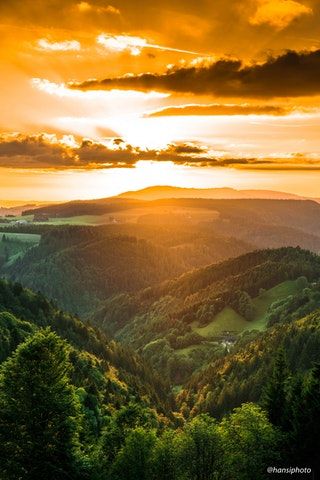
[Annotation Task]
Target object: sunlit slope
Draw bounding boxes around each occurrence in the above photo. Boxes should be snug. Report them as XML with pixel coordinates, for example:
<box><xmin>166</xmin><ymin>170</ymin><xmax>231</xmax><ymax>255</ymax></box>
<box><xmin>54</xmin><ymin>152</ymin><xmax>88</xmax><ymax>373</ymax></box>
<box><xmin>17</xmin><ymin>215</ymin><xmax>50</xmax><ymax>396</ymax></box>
<box><xmin>0</xmin><ymin>279</ymin><xmax>172</xmax><ymax>417</ymax></box>
<box><xmin>0</xmin><ymin>232</ymin><xmax>40</xmax><ymax>267</ymax></box>
<box><xmin>2</xmin><ymin>224</ymin><xmax>252</xmax><ymax>315</ymax></box>
<box><xmin>93</xmin><ymin>247</ymin><xmax>320</xmax><ymax>383</ymax></box>
<box><xmin>192</xmin><ymin>279</ymin><xmax>301</xmax><ymax>337</ymax></box>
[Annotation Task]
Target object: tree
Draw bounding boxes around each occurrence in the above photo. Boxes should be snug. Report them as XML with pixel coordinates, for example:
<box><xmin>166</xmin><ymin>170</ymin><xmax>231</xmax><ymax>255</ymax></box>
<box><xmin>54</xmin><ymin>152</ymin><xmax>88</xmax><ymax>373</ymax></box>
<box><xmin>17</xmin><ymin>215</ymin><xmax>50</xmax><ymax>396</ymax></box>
<box><xmin>178</xmin><ymin>414</ymin><xmax>222</xmax><ymax>480</ymax></box>
<box><xmin>289</xmin><ymin>364</ymin><xmax>320</xmax><ymax>471</ymax></box>
<box><xmin>0</xmin><ymin>329</ymin><xmax>82</xmax><ymax>480</ymax></box>
<box><xmin>296</xmin><ymin>276</ymin><xmax>308</xmax><ymax>289</ymax></box>
<box><xmin>150</xmin><ymin>429</ymin><xmax>178</xmax><ymax>480</ymax></box>
<box><xmin>110</xmin><ymin>427</ymin><xmax>156</xmax><ymax>480</ymax></box>
<box><xmin>262</xmin><ymin>348</ymin><xmax>289</xmax><ymax>429</ymax></box>
<box><xmin>220</xmin><ymin>403</ymin><xmax>281</xmax><ymax>480</ymax></box>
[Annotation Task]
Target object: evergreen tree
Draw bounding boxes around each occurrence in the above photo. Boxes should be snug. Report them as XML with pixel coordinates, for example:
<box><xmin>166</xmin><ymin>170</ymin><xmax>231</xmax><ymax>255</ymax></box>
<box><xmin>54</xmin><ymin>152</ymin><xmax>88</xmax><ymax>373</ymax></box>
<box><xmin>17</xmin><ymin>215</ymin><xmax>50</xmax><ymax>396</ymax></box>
<box><xmin>262</xmin><ymin>348</ymin><xmax>289</xmax><ymax>428</ymax></box>
<box><xmin>220</xmin><ymin>403</ymin><xmax>281</xmax><ymax>480</ymax></box>
<box><xmin>110</xmin><ymin>427</ymin><xmax>156</xmax><ymax>480</ymax></box>
<box><xmin>289</xmin><ymin>364</ymin><xmax>320</xmax><ymax>471</ymax></box>
<box><xmin>0</xmin><ymin>329</ymin><xmax>82</xmax><ymax>480</ymax></box>
<box><xmin>178</xmin><ymin>414</ymin><xmax>222</xmax><ymax>480</ymax></box>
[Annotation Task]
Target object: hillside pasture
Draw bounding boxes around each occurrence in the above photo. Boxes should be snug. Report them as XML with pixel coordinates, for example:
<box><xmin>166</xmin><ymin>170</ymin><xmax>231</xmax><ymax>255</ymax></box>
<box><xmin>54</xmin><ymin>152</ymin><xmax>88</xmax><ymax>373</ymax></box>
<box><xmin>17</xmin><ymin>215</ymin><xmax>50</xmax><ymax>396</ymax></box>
<box><xmin>0</xmin><ymin>232</ymin><xmax>40</xmax><ymax>267</ymax></box>
<box><xmin>192</xmin><ymin>279</ymin><xmax>303</xmax><ymax>339</ymax></box>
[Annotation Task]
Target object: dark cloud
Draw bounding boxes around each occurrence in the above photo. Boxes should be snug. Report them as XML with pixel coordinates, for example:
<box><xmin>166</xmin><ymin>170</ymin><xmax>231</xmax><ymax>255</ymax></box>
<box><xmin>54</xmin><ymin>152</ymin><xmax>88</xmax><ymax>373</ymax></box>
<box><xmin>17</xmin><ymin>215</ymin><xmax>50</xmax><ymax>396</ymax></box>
<box><xmin>0</xmin><ymin>135</ymin><xmax>74</xmax><ymax>168</ymax></box>
<box><xmin>71</xmin><ymin>49</ymin><xmax>320</xmax><ymax>98</ymax></box>
<box><xmin>0</xmin><ymin>135</ymin><xmax>137</xmax><ymax>169</ymax></box>
<box><xmin>0</xmin><ymin>133</ymin><xmax>319</xmax><ymax>171</ymax></box>
<box><xmin>147</xmin><ymin>103</ymin><xmax>290</xmax><ymax>117</ymax></box>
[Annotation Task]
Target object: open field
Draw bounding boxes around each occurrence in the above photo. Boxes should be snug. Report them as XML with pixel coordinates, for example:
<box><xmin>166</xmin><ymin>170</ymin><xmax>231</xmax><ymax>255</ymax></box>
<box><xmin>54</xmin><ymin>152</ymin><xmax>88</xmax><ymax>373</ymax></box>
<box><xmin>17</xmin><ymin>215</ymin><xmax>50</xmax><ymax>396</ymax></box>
<box><xmin>193</xmin><ymin>307</ymin><xmax>248</xmax><ymax>337</ymax></box>
<box><xmin>191</xmin><ymin>279</ymin><xmax>302</xmax><ymax>340</ymax></box>
<box><xmin>0</xmin><ymin>232</ymin><xmax>41</xmax><ymax>266</ymax></box>
<box><xmin>8</xmin><ymin>205</ymin><xmax>220</xmax><ymax>226</ymax></box>
<box><xmin>0</xmin><ymin>232</ymin><xmax>41</xmax><ymax>243</ymax></box>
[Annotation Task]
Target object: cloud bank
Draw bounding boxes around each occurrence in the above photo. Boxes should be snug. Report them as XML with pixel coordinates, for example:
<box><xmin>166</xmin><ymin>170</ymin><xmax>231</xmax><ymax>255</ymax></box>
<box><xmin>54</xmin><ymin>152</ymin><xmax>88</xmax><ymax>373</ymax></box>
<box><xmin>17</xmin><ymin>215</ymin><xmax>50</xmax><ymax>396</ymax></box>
<box><xmin>71</xmin><ymin>48</ymin><xmax>320</xmax><ymax>98</ymax></box>
<box><xmin>0</xmin><ymin>133</ymin><xmax>319</xmax><ymax>171</ymax></box>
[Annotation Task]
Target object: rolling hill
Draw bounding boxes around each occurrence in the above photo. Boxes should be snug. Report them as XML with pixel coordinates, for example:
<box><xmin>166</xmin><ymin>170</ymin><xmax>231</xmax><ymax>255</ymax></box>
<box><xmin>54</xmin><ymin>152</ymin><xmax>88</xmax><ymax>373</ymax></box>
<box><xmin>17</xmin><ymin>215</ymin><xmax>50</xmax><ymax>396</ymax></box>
<box><xmin>92</xmin><ymin>247</ymin><xmax>320</xmax><ymax>383</ymax></box>
<box><xmin>181</xmin><ymin>308</ymin><xmax>320</xmax><ymax>417</ymax></box>
<box><xmin>0</xmin><ymin>278</ymin><xmax>173</xmax><ymax>422</ymax></box>
<box><xmin>22</xmin><ymin>198</ymin><xmax>320</xmax><ymax>253</ymax></box>
<box><xmin>118</xmin><ymin>185</ymin><xmax>305</xmax><ymax>201</ymax></box>
<box><xmin>1</xmin><ymin>224</ymin><xmax>254</xmax><ymax>315</ymax></box>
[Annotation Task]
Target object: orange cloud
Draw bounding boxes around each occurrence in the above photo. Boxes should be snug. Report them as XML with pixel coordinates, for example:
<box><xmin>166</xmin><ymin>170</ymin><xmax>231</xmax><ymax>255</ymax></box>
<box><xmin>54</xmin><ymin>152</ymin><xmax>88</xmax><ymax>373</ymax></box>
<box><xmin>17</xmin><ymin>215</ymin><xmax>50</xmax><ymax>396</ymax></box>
<box><xmin>96</xmin><ymin>34</ymin><xmax>202</xmax><ymax>56</ymax></box>
<box><xmin>76</xmin><ymin>2</ymin><xmax>120</xmax><ymax>15</ymax></box>
<box><xmin>37</xmin><ymin>38</ymin><xmax>81</xmax><ymax>52</ymax></box>
<box><xmin>1</xmin><ymin>133</ymin><xmax>320</xmax><ymax>171</ymax></box>
<box><xmin>249</xmin><ymin>0</ymin><xmax>312</xmax><ymax>29</ymax></box>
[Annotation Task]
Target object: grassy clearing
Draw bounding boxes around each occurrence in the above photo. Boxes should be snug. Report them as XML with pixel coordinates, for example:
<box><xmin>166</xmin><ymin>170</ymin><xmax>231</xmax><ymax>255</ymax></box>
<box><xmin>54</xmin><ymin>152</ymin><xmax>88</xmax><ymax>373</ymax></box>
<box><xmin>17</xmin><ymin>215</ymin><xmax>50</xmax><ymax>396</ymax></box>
<box><xmin>0</xmin><ymin>232</ymin><xmax>40</xmax><ymax>243</ymax></box>
<box><xmin>4</xmin><ymin>214</ymin><xmax>108</xmax><ymax>226</ymax></box>
<box><xmin>192</xmin><ymin>279</ymin><xmax>302</xmax><ymax>340</ymax></box>
<box><xmin>0</xmin><ymin>232</ymin><xmax>41</xmax><ymax>266</ymax></box>
<box><xmin>246</xmin><ymin>280</ymin><xmax>301</xmax><ymax>332</ymax></box>
<box><xmin>175</xmin><ymin>345</ymin><xmax>204</xmax><ymax>356</ymax></box>
<box><xmin>43</xmin><ymin>216</ymin><xmax>106</xmax><ymax>225</ymax></box>
<box><xmin>7</xmin><ymin>205</ymin><xmax>220</xmax><ymax>226</ymax></box>
<box><xmin>175</xmin><ymin>341</ymin><xmax>220</xmax><ymax>358</ymax></box>
<box><xmin>193</xmin><ymin>307</ymin><xmax>248</xmax><ymax>338</ymax></box>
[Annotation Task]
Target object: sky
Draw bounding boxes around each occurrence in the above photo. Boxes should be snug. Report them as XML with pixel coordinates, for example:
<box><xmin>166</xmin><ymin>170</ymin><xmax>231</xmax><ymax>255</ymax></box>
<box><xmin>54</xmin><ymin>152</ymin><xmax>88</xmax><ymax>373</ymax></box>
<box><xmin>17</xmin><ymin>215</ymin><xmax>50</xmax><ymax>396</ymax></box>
<box><xmin>1</xmin><ymin>0</ymin><xmax>320</xmax><ymax>200</ymax></box>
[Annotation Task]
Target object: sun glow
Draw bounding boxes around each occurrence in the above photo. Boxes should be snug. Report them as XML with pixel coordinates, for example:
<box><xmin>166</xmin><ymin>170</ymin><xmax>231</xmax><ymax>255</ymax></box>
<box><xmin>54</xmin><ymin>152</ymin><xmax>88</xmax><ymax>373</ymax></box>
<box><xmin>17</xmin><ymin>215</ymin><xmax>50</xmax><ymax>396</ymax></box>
<box><xmin>2</xmin><ymin>161</ymin><xmax>320</xmax><ymax>202</ymax></box>
<box><xmin>32</xmin><ymin>78</ymin><xmax>169</xmax><ymax>100</ymax></box>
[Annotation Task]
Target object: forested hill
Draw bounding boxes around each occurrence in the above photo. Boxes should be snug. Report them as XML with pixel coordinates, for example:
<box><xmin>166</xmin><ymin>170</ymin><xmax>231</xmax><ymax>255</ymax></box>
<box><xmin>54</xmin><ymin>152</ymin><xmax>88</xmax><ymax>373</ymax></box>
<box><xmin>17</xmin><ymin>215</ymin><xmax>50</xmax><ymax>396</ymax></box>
<box><xmin>141</xmin><ymin>247</ymin><xmax>320</xmax><ymax>301</ymax></box>
<box><xmin>3</xmin><ymin>225</ymin><xmax>252</xmax><ymax>315</ymax></box>
<box><xmin>1</xmin><ymin>252</ymin><xmax>320</xmax><ymax>477</ymax></box>
<box><xmin>23</xmin><ymin>197</ymin><xmax>143</xmax><ymax>218</ymax></box>
<box><xmin>4</xmin><ymin>228</ymin><xmax>187</xmax><ymax>315</ymax></box>
<box><xmin>180</xmin><ymin>309</ymin><xmax>320</xmax><ymax>418</ymax></box>
<box><xmin>93</xmin><ymin>247</ymin><xmax>320</xmax><ymax>383</ymax></box>
<box><xmin>23</xmin><ymin>198</ymin><xmax>320</xmax><ymax>237</ymax></box>
<box><xmin>20</xmin><ymin>197</ymin><xmax>320</xmax><ymax>258</ymax></box>
<box><xmin>0</xmin><ymin>279</ymin><xmax>173</xmax><ymax>419</ymax></box>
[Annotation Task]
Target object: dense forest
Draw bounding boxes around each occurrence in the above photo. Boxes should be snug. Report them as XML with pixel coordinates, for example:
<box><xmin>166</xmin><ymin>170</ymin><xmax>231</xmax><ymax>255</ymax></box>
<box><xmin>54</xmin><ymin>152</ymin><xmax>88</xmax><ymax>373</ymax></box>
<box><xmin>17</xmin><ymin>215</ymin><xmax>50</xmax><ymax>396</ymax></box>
<box><xmin>6</xmin><ymin>198</ymin><xmax>320</xmax><ymax>318</ymax></box>
<box><xmin>0</xmin><ymin>277</ymin><xmax>319</xmax><ymax>478</ymax></box>
<box><xmin>0</xmin><ymin>211</ymin><xmax>320</xmax><ymax>477</ymax></box>
<box><xmin>2</xmin><ymin>224</ymin><xmax>252</xmax><ymax>314</ymax></box>
<box><xmin>92</xmin><ymin>247</ymin><xmax>320</xmax><ymax>383</ymax></box>
<box><xmin>3</xmin><ymin>0</ymin><xmax>320</xmax><ymax>470</ymax></box>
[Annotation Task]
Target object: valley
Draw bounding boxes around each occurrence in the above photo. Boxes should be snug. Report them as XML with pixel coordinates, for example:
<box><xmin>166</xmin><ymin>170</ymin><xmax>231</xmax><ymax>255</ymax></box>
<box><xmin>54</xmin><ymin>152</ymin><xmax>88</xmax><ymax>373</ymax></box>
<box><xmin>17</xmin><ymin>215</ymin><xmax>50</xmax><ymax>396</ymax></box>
<box><xmin>3</xmin><ymin>0</ymin><xmax>320</xmax><ymax>475</ymax></box>
<box><xmin>1</xmin><ymin>192</ymin><xmax>320</xmax><ymax>477</ymax></box>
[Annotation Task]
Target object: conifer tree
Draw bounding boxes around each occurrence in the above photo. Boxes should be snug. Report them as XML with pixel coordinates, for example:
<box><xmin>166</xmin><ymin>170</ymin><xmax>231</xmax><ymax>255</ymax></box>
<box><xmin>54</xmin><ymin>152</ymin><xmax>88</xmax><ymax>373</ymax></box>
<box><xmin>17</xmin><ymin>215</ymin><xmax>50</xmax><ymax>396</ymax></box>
<box><xmin>290</xmin><ymin>364</ymin><xmax>320</xmax><ymax>471</ymax></box>
<box><xmin>111</xmin><ymin>427</ymin><xmax>156</xmax><ymax>480</ymax></box>
<box><xmin>0</xmin><ymin>329</ymin><xmax>81</xmax><ymax>480</ymax></box>
<box><xmin>262</xmin><ymin>348</ymin><xmax>289</xmax><ymax>428</ymax></box>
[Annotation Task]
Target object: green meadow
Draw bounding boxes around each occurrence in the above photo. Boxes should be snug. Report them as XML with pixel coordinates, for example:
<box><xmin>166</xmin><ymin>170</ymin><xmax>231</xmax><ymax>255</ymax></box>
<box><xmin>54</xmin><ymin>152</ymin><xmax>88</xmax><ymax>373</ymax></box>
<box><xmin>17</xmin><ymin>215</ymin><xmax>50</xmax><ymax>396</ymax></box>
<box><xmin>0</xmin><ymin>232</ymin><xmax>41</xmax><ymax>266</ymax></box>
<box><xmin>191</xmin><ymin>280</ymin><xmax>302</xmax><ymax>339</ymax></box>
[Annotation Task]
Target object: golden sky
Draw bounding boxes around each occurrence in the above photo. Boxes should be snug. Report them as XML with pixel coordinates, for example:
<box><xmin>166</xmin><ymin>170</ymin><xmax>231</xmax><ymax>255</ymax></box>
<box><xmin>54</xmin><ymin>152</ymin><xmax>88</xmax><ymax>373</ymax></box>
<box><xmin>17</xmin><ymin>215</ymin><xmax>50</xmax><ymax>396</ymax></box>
<box><xmin>1</xmin><ymin>0</ymin><xmax>320</xmax><ymax>200</ymax></box>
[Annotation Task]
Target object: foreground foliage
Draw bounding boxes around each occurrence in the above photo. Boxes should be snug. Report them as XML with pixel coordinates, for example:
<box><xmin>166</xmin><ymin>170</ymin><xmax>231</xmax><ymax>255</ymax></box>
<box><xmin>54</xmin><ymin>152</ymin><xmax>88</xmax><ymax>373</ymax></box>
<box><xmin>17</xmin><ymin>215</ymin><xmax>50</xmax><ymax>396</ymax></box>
<box><xmin>0</xmin><ymin>245</ymin><xmax>319</xmax><ymax>478</ymax></box>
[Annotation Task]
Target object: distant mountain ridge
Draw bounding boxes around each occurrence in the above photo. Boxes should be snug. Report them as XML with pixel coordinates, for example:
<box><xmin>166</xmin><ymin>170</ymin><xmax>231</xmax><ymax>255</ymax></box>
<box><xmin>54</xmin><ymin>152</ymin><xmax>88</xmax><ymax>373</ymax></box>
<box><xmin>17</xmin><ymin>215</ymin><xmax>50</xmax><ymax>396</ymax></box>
<box><xmin>0</xmin><ymin>201</ymin><xmax>58</xmax><ymax>217</ymax></box>
<box><xmin>0</xmin><ymin>204</ymin><xmax>37</xmax><ymax>217</ymax></box>
<box><xmin>22</xmin><ymin>186</ymin><xmax>318</xmax><ymax>218</ymax></box>
<box><xmin>117</xmin><ymin>185</ymin><xmax>307</xmax><ymax>201</ymax></box>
